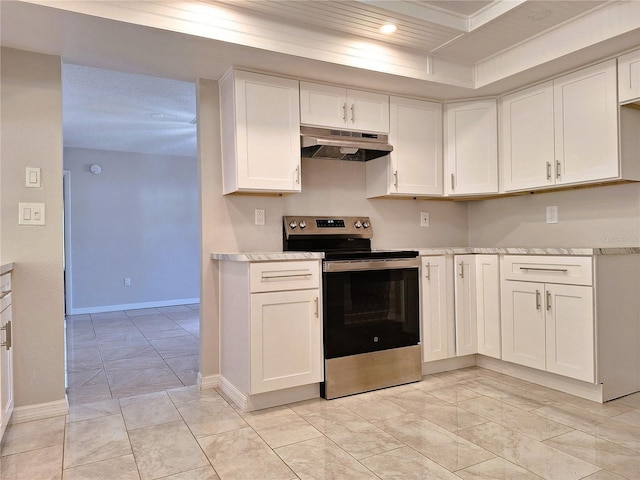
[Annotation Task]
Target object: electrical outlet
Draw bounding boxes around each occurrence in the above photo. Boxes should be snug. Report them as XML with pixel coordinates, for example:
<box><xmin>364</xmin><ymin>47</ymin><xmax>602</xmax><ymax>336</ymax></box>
<box><xmin>255</xmin><ymin>208</ymin><xmax>265</xmax><ymax>226</ymax></box>
<box><xmin>420</xmin><ymin>211</ymin><xmax>430</xmax><ymax>227</ymax></box>
<box><xmin>546</xmin><ymin>206</ymin><xmax>558</xmax><ymax>224</ymax></box>
<box><xmin>124</xmin><ymin>277</ymin><xmax>131</xmax><ymax>286</ymax></box>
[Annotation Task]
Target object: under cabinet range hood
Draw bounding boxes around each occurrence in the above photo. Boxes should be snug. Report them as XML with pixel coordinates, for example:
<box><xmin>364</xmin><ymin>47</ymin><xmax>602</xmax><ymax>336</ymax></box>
<box><xmin>300</xmin><ymin>126</ymin><xmax>393</xmax><ymax>161</ymax></box>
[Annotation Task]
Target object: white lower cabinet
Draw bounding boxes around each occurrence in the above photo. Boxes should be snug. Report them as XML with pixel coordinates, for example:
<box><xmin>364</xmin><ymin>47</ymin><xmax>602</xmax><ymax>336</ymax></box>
<box><xmin>501</xmin><ymin>256</ymin><xmax>595</xmax><ymax>383</ymax></box>
<box><xmin>0</xmin><ymin>272</ymin><xmax>13</xmax><ymax>441</ymax></box>
<box><xmin>250</xmin><ymin>289</ymin><xmax>322</xmax><ymax>394</ymax></box>
<box><xmin>421</xmin><ymin>254</ymin><xmax>500</xmax><ymax>362</ymax></box>
<box><xmin>420</xmin><ymin>256</ymin><xmax>454</xmax><ymax>362</ymax></box>
<box><xmin>219</xmin><ymin>260</ymin><xmax>323</xmax><ymax>409</ymax></box>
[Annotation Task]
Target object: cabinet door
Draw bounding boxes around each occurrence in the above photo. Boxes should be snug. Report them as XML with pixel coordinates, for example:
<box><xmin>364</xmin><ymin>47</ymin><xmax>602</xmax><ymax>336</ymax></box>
<box><xmin>250</xmin><ymin>289</ymin><xmax>323</xmax><ymax>394</ymax></box>
<box><xmin>445</xmin><ymin>99</ymin><xmax>498</xmax><ymax>195</ymax></box>
<box><xmin>475</xmin><ymin>255</ymin><xmax>501</xmax><ymax>359</ymax></box>
<box><xmin>454</xmin><ymin>255</ymin><xmax>478</xmax><ymax>356</ymax></box>
<box><xmin>421</xmin><ymin>256</ymin><xmax>454</xmax><ymax>362</ymax></box>
<box><xmin>545</xmin><ymin>284</ymin><xmax>594</xmax><ymax>382</ymax></box>
<box><xmin>232</xmin><ymin>71</ymin><xmax>301</xmax><ymax>193</ymax></box>
<box><xmin>501</xmin><ymin>281</ymin><xmax>545</xmax><ymax>370</ymax></box>
<box><xmin>0</xmin><ymin>302</ymin><xmax>13</xmax><ymax>440</ymax></box>
<box><xmin>347</xmin><ymin>89</ymin><xmax>389</xmax><ymax>133</ymax></box>
<box><xmin>618</xmin><ymin>49</ymin><xmax>640</xmax><ymax>104</ymax></box>
<box><xmin>501</xmin><ymin>82</ymin><xmax>555</xmax><ymax>191</ymax></box>
<box><xmin>390</xmin><ymin>97</ymin><xmax>442</xmax><ymax>196</ymax></box>
<box><xmin>554</xmin><ymin>60</ymin><xmax>618</xmax><ymax>185</ymax></box>
<box><xmin>300</xmin><ymin>82</ymin><xmax>347</xmax><ymax>129</ymax></box>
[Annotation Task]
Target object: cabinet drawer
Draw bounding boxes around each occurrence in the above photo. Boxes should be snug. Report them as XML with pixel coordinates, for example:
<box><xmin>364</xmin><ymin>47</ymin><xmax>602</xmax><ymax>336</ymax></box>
<box><xmin>250</xmin><ymin>261</ymin><xmax>320</xmax><ymax>293</ymax></box>
<box><xmin>501</xmin><ymin>255</ymin><xmax>592</xmax><ymax>286</ymax></box>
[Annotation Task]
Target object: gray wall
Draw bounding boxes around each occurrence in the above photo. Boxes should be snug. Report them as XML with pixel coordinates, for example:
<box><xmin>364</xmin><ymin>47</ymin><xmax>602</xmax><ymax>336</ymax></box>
<box><xmin>1</xmin><ymin>48</ymin><xmax>66</xmax><ymax>408</ymax></box>
<box><xmin>64</xmin><ymin>148</ymin><xmax>199</xmax><ymax>313</ymax></box>
<box><xmin>468</xmin><ymin>183</ymin><xmax>640</xmax><ymax>247</ymax></box>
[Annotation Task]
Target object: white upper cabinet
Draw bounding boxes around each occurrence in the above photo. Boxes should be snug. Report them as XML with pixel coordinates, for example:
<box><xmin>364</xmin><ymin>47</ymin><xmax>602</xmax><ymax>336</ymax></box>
<box><xmin>501</xmin><ymin>60</ymin><xmax>629</xmax><ymax>192</ymax></box>
<box><xmin>554</xmin><ymin>60</ymin><xmax>619</xmax><ymax>185</ymax></box>
<box><xmin>444</xmin><ymin>99</ymin><xmax>498</xmax><ymax>196</ymax></box>
<box><xmin>300</xmin><ymin>82</ymin><xmax>389</xmax><ymax>133</ymax></box>
<box><xmin>366</xmin><ymin>97</ymin><xmax>442</xmax><ymax>197</ymax></box>
<box><xmin>618</xmin><ymin>49</ymin><xmax>640</xmax><ymax>104</ymax></box>
<box><xmin>220</xmin><ymin>70</ymin><xmax>301</xmax><ymax>195</ymax></box>
<box><xmin>501</xmin><ymin>82</ymin><xmax>556</xmax><ymax>192</ymax></box>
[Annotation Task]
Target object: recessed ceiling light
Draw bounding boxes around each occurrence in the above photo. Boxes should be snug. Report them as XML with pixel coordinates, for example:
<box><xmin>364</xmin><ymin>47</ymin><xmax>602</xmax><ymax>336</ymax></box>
<box><xmin>380</xmin><ymin>23</ymin><xmax>397</xmax><ymax>34</ymax></box>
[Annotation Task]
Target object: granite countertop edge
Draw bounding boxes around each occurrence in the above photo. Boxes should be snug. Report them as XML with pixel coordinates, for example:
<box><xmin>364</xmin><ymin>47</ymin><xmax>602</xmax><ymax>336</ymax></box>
<box><xmin>1</xmin><ymin>263</ymin><xmax>14</xmax><ymax>275</ymax></box>
<box><xmin>212</xmin><ymin>247</ymin><xmax>640</xmax><ymax>261</ymax></box>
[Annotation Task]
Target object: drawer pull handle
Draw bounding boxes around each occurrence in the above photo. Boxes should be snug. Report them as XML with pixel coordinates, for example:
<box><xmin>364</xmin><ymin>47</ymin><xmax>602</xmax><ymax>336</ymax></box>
<box><xmin>261</xmin><ymin>272</ymin><xmax>312</xmax><ymax>281</ymax></box>
<box><xmin>458</xmin><ymin>262</ymin><xmax>464</xmax><ymax>279</ymax></box>
<box><xmin>519</xmin><ymin>267</ymin><xmax>568</xmax><ymax>273</ymax></box>
<box><xmin>425</xmin><ymin>262</ymin><xmax>430</xmax><ymax>280</ymax></box>
<box><xmin>546</xmin><ymin>291</ymin><xmax>552</xmax><ymax>311</ymax></box>
<box><xmin>536</xmin><ymin>290</ymin><xmax>541</xmax><ymax>310</ymax></box>
<box><xmin>1</xmin><ymin>320</ymin><xmax>11</xmax><ymax>350</ymax></box>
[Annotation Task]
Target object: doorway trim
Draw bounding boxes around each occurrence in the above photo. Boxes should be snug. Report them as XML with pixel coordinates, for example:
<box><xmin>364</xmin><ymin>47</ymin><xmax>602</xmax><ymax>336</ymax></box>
<box><xmin>63</xmin><ymin>170</ymin><xmax>73</xmax><ymax>314</ymax></box>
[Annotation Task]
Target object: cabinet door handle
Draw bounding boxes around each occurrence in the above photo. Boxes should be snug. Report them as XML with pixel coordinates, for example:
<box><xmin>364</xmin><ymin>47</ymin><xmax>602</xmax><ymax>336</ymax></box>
<box><xmin>546</xmin><ymin>291</ymin><xmax>552</xmax><ymax>311</ymax></box>
<box><xmin>450</xmin><ymin>173</ymin><xmax>455</xmax><ymax>191</ymax></box>
<box><xmin>458</xmin><ymin>261</ymin><xmax>464</xmax><ymax>279</ymax></box>
<box><xmin>425</xmin><ymin>262</ymin><xmax>430</xmax><ymax>280</ymax></box>
<box><xmin>314</xmin><ymin>297</ymin><xmax>319</xmax><ymax>318</ymax></box>
<box><xmin>556</xmin><ymin>160</ymin><xmax>561</xmax><ymax>179</ymax></box>
<box><xmin>351</xmin><ymin>104</ymin><xmax>355</xmax><ymax>123</ymax></box>
<box><xmin>295</xmin><ymin>165</ymin><xmax>300</xmax><ymax>184</ymax></box>
<box><xmin>519</xmin><ymin>267</ymin><xmax>568</xmax><ymax>273</ymax></box>
<box><xmin>393</xmin><ymin>170</ymin><xmax>399</xmax><ymax>188</ymax></box>
<box><xmin>546</xmin><ymin>162</ymin><xmax>552</xmax><ymax>180</ymax></box>
<box><xmin>1</xmin><ymin>320</ymin><xmax>11</xmax><ymax>350</ymax></box>
<box><xmin>536</xmin><ymin>290</ymin><xmax>541</xmax><ymax>310</ymax></box>
<box><xmin>342</xmin><ymin>103</ymin><xmax>347</xmax><ymax>122</ymax></box>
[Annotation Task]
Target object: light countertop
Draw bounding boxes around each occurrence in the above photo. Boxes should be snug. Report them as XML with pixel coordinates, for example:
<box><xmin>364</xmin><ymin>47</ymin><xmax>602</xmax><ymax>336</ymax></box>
<box><xmin>212</xmin><ymin>247</ymin><xmax>640</xmax><ymax>262</ymax></box>
<box><xmin>1</xmin><ymin>263</ymin><xmax>14</xmax><ymax>275</ymax></box>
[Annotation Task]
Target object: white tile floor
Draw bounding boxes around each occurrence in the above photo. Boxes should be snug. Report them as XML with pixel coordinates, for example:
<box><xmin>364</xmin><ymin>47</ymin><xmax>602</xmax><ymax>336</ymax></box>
<box><xmin>1</xmin><ymin>306</ymin><xmax>640</xmax><ymax>479</ymax></box>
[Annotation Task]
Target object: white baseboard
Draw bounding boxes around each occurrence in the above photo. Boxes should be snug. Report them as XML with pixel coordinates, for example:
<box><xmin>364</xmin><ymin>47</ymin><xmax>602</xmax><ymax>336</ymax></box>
<box><xmin>218</xmin><ymin>376</ymin><xmax>320</xmax><ymax>412</ymax></box>
<box><xmin>68</xmin><ymin>298</ymin><xmax>200</xmax><ymax>315</ymax></box>
<box><xmin>198</xmin><ymin>373</ymin><xmax>220</xmax><ymax>391</ymax></box>
<box><xmin>422</xmin><ymin>355</ymin><xmax>476</xmax><ymax>375</ymax></box>
<box><xmin>476</xmin><ymin>356</ymin><xmax>605</xmax><ymax>403</ymax></box>
<box><xmin>11</xmin><ymin>399</ymin><xmax>69</xmax><ymax>424</ymax></box>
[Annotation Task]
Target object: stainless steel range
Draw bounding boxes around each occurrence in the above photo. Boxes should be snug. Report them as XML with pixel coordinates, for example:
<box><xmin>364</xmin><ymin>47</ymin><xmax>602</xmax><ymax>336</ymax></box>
<box><xmin>283</xmin><ymin>216</ymin><xmax>422</xmax><ymax>399</ymax></box>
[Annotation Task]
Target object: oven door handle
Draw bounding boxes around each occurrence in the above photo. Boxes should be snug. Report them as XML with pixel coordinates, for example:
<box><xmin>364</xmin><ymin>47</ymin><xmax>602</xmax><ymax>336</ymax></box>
<box><xmin>324</xmin><ymin>258</ymin><xmax>419</xmax><ymax>272</ymax></box>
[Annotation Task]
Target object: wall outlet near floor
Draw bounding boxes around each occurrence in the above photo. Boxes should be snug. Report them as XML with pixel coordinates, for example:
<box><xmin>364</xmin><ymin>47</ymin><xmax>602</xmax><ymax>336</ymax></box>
<box><xmin>546</xmin><ymin>206</ymin><xmax>558</xmax><ymax>224</ymax></box>
<box><xmin>124</xmin><ymin>277</ymin><xmax>131</xmax><ymax>286</ymax></box>
<box><xmin>255</xmin><ymin>208</ymin><xmax>265</xmax><ymax>226</ymax></box>
<box><xmin>420</xmin><ymin>211</ymin><xmax>430</xmax><ymax>227</ymax></box>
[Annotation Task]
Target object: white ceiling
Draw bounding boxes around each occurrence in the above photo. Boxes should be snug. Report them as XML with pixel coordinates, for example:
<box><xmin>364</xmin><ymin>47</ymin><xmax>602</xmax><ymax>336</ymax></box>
<box><xmin>1</xmin><ymin>0</ymin><xmax>637</xmax><ymax>158</ymax></box>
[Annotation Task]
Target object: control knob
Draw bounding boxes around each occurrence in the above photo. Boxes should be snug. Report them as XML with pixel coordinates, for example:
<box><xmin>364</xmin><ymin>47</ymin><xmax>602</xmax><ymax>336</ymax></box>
<box><xmin>354</xmin><ymin>220</ymin><xmax>362</xmax><ymax>229</ymax></box>
<box><xmin>299</xmin><ymin>221</ymin><xmax>306</xmax><ymax>229</ymax></box>
<box><xmin>289</xmin><ymin>221</ymin><xmax>297</xmax><ymax>229</ymax></box>
<box><xmin>362</xmin><ymin>221</ymin><xmax>370</xmax><ymax>229</ymax></box>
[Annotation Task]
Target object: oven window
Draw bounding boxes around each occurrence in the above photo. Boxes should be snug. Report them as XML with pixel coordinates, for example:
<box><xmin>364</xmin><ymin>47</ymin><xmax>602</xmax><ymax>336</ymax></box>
<box><xmin>323</xmin><ymin>267</ymin><xmax>419</xmax><ymax>358</ymax></box>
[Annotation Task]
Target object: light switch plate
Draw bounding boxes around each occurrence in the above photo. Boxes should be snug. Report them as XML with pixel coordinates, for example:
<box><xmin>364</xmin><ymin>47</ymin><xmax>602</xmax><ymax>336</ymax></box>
<box><xmin>546</xmin><ymin>206</ymin><xmax>558</xmax><ymax>224</ymax></box>
<box><xmin>255</xmin><ymin>208</ymin><xmax>265</xmax><ymax>226</ymax></box>
<box><xmin>19</xmin><ymin>203</ymin><xmax>46</xmax><ymax>225</ymax></box>
<box><xmin>26</xmin><ymin>167</ymin><xmax>41</xmax><ymax>188</ymax></box>
<box><xmin>420</xmin><ymin>211</ymin><xmax>430</xmax><ymax>227</ymax></box>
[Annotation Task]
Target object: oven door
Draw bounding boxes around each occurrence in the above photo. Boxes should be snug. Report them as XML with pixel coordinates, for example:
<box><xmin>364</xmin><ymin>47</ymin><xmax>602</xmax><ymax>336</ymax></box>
<box><xmin>323</xmin><ymin>258</ymin><xmax>420</xmax><ymax>359</ymax></box>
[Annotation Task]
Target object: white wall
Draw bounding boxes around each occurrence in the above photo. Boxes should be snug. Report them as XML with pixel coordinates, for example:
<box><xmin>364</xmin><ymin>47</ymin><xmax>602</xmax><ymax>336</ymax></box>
<box><xmin>64</xmin><ymin>148</ymin><xmax>199</xmax><ymax>313</ymax></box>
<box><xmin>468</xmin><ymin>183</ymin><xmax>640</xmax><ymax>247</ymax></box>
<box><xmin>1</xmin><ymin>48</ymin><xmax>66</xmax><ymax>409</ymax></box>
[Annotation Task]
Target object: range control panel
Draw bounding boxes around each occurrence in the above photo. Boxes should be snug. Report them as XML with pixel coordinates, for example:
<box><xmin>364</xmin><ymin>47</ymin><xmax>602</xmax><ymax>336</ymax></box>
<box><xmin>283</xmin><ymin>216</ymin><xmax>373</xmax><ymax>239</ymax></box>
